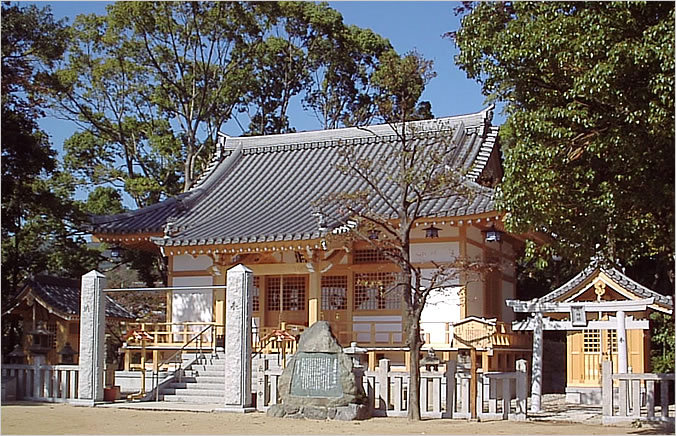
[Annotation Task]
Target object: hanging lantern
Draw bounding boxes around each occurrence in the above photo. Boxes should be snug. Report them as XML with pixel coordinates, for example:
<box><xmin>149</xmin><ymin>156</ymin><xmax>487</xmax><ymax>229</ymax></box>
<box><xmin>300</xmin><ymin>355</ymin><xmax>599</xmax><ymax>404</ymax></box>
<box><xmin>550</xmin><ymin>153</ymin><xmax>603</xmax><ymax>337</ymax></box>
<box><xmin>482</xmin><ymin>224</ymin><xmax>503</xmax><ymax>243</ymax></box>
<box><xmin>424</xmin><ymin>225</ymin><xmax>441</xmax><ymax>239</ymax></box>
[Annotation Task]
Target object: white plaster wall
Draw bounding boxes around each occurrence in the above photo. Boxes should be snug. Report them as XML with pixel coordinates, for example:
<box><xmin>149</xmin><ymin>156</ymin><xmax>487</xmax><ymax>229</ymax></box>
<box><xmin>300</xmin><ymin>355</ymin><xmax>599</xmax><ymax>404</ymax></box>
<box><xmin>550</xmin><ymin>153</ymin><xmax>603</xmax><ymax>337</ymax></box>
<box><xmin>410</xmin><ymin>242</ymin><xmax>460</xmax><ymax>263</ymax></box>
<box><xmin>171</xmin><ymin>276</ymin><xmax>213</xmax><ymax>341</ymax></box>
<box><xmin>466</xmin><ymin>280</ymin><xmax>484</xmax><ymax>317</ymax></box>
<box><xmin>466</xmin><ymin>226</ymin><xmax>484</xmax><ymax>244</ymax></box>
<box><xmin>420</xmin><ymin>285</ymin><xmax>463</xmax><ymax>344</ymax></box>
<box><xmin>501</xmin><ymin>280</ymin><xmax>516</xmax><ymax>322</ymax></box>
<box><xmin>466</xmin><ymin>242</ymin><xmax>483</xmax><ymax>261</ymax></box>
<box><xmin>173</xmin><ymin>254</ymin><xmax>213</xmax><ymax>272</ymax></box>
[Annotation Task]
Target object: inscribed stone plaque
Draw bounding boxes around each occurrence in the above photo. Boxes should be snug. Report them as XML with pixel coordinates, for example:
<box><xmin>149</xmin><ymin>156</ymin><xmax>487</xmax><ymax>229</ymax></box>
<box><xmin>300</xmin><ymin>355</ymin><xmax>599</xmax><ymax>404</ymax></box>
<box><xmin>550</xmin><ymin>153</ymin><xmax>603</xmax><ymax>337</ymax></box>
<box><xmin>290</xmin><ymin>352</ymin><xmax>342</xmax><ymax>398</ymax></box>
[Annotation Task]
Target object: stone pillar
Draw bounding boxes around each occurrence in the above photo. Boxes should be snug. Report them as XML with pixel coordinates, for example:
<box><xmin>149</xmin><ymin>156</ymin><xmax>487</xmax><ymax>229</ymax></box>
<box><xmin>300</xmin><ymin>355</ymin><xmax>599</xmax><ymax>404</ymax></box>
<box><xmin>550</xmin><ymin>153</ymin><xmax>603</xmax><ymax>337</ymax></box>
<box><xmin>530</xmin><ymin>311</ymin><xmax>544</xmax><ymax>413</ymax></box>
<box><xmin>75</xmin><ymin>270</ymin><xmax>106</xmax><ymax>406</ymax></box>
<box><xmin>616</xmin><ymin>310</ymin><xmax>628</xmax><ymax>374</ymax></box>
<box><xmin>219</xmin><ymin>264</ymin><xmax>255</xmax><ymax>412</ymax></box>
<box><xmin>515</xmin><ymin>359</ymin><xmax>528</xmax><ymax>420</ymax></box>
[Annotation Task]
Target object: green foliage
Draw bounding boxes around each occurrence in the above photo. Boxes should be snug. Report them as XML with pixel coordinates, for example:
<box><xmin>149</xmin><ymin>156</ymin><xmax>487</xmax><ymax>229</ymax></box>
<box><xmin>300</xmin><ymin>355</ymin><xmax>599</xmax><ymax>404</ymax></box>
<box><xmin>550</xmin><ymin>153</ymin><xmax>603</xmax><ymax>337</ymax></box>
<box><xmin>48</xmin><ymin>2</ymin><xmax>395</xmax><ymax>199</ymax></box>
<box><xmin>1</xmin><ymin>3</ymin><xmax>102</xmax><ymax>301</ymax></box>
<box><xmin>372</xmin><ymin>50</ymin><xmax>436</xmax><ymax>124</ymax></box>
<box><xmin>454</xmin><ymin>2</ymin><xmax>675</xmax><ymax>267</ymax></box>
<box><xmin>649</xmin><ymin>312</ymin><xmax>675</xmax><ymax>373</ymax></box>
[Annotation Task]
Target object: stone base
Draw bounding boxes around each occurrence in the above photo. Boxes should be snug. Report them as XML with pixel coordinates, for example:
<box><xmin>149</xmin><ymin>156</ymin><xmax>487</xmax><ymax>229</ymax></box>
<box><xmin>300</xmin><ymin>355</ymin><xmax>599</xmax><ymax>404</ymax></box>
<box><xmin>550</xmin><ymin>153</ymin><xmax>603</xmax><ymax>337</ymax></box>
<box><xmin>267</xmin><ymin>403</ymin><xmax>370</xmax><ymax>421</ymax></box>
<box><xmin>69</xmin><ymin>399</ymin><xmax>100</xmax><ymax>407</ymax></box>
<box><xmin>214</xmin><ymin>406</ymin><xmax>257</xmax><ymax>413</ymax></box>
<box><xmin>565</xmin><ymin>386</ymin><xmax>603</xmax><ymax>405</ymax></box>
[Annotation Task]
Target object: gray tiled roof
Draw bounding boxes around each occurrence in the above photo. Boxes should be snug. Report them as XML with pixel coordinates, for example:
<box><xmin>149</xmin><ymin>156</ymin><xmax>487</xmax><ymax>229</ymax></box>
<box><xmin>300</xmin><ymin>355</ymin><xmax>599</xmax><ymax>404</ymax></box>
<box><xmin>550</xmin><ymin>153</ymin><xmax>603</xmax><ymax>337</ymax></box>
<box><xmin>14</xmin><ymin>275</ymin><xmax>136</xmax><ymax>319</ymax></box>
<box><xmin>539</xmin><ymin>259</ymin><xmax>673</xmax><ymax>309</ymax></box>
<box><xmin>90</xmin><ymin>192</ymin><xmax>193</xmax><ymax>235</ymax></box>
<box><xmin>91</xmin><ymin>107</ymin><xmax>502</xmax><ymax>246</ymax></box>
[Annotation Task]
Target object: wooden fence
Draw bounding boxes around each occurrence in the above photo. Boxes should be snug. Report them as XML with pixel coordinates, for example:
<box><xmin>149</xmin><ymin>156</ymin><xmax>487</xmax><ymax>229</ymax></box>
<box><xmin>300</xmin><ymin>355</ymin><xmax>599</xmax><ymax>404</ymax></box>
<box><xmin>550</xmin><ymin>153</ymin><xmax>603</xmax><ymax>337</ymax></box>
<box><xmin>601</xmin><ymin>360</ymin><xmax>674</xmax><ymax>425</ymax></box>
<box><xmin>2</xmin><ymin>364</ymin><xmax>79</xmax><ymax>402</ymax></box>
<box><xmin>255</xmin><ymin>358</ymin><xmax>527</xmax><ymax>421</ymax></box>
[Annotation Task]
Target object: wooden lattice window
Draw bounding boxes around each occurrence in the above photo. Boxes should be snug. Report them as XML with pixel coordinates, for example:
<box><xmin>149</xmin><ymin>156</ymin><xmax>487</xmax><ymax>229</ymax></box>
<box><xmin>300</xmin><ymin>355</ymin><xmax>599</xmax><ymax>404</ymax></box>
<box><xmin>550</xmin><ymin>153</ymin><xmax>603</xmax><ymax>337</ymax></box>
<box><xmin>266</xmin><ymin>277</ymin><xmax>281</xmax><ymax>311</ymax></box>
<box><xmin>47</xmin><ymin>322</ymin><xmax>57</xmax><ymax>349</ymax></box>
<box><xmin>282</xmin><ymin>276</ymin><xmax>306</xmax><ymax>311</ymax></box>
<box><xmin>354</xmin><ymin>272</ymin><xmax>400</xmax><ymax>310</ymax></box>
<box><xmin>607</xmin><ymin>329</ymin><xmax>617</xmax><ymax>353</ymax></box>
<box><xmin>583</xmin><ymin>329</ymin><xmax>601</xmax><ymax>353</ymax></box>
<box><xmin>252</xmin><ymin>276</ymin><xmax>260</xmax><ymax>312</ymax></box>
<box><xmin>265</xmin><ymin>276</ymin><xmax>306</xmax><ymax>311</ymax></box>
<box><xmin>321</xmin><ymin>276</ymin><xmax>348</xmax><ymax>310</ymax></box>
<box><xmin>354</xmin><ymin>249</ymin><xmax>389</xmax><ymax>264</ymax></box>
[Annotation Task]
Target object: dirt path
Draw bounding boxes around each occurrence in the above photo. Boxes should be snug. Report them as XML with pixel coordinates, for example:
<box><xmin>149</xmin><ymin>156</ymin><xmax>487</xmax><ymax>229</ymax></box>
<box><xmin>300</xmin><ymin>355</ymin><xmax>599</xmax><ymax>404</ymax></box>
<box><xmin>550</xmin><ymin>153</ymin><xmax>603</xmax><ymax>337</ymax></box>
<box><xmin>1</xmin><ymin>403</ymin><xmax>666</xmax><ymax>435</ymax></box>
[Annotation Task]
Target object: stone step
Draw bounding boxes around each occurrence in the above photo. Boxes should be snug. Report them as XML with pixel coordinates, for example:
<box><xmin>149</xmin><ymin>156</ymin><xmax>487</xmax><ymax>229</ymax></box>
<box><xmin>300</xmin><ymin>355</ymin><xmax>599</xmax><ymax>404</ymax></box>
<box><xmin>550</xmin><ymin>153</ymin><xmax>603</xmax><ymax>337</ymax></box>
<box><xmin>177</xmin><ymin>376</ymin><xmax>224</xmax><ymax>384</ymax></box>
<box><xmin>163</xmin><ymin>394</ymin><xmax>224</xmax><ymax>404</ymax></box>
<box><xmin>168</xmin><ymin>382</ymin><xmax>224</xmax><ymax>390</ymax></box>
<box><xmin>190</xmin><ymin>366</ymin><xmax>225</xmax><ymax>375</ymax></box>
<box><xmin>161</xmin><ymin>388</ymin><xmax>225</xmax><ymax>397</ymax></box>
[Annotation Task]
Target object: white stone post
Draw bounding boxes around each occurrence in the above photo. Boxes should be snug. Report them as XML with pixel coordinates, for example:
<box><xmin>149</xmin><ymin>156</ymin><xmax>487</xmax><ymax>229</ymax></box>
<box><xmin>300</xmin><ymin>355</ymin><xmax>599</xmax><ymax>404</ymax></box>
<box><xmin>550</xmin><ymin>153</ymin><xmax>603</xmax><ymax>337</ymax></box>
<box><xmin>515</xmin><ymin>359</ymin><xmax>528</xmax><ymax>420</ymax></box>
<box><xmin>219</xmin><ymin>264</ymin><xmax>255</xmax><ymax>412</ymax></box>
<box><xmin>530</xmin><ymin>311</ymin><xmax>544</xmax><ymax>413</ymax></box>
<box><xmin>616</xmin><ymin>310</ymin><xmax>628</xmax><ymax>374</ymax></box>
<box><xmin>74</xmin><ymin>270</ymin><xmax>106</xmax><ymax>405</ymax></box>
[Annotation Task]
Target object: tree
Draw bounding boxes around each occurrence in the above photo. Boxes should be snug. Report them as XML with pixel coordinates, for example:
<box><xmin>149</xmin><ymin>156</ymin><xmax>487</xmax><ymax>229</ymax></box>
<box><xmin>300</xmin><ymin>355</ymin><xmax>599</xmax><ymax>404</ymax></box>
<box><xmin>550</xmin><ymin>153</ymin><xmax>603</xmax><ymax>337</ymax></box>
<box><xmin>452</xmin><ymin>2</ymin><xmax>674</xmax><ymax>270</ymax></box>
<box><xmin>1</xmin><ymin>3</ymin><xmax>102</xmax><ymax>299</ymax></box>
<box><xmin>48</xmin><ymin>2</ymin><xmax>395</xmax><ymax>202</ymax></box>
<box><xmin>321</xmin><ymin>51</ymin><xmax>484</xmax><ymax>421</ymax></box>
<box><xmin>1</xmin><ymin>3</ymin><xmax>103</xmax><ymax>359</ymax></box>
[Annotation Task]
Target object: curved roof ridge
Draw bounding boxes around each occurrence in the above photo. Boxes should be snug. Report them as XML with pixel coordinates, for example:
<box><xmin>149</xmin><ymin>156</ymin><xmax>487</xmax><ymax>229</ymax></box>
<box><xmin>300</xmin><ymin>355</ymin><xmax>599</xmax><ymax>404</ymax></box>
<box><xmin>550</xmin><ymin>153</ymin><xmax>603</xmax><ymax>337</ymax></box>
<box><xmin>219</xmin><ymin>105</ymin><xmax>495</xmax><ymax>151</ymax></box>
<box><xmin>539</xmin><ymin>258</ymin><xmax>673</xmax><ymax>309</ymax></box>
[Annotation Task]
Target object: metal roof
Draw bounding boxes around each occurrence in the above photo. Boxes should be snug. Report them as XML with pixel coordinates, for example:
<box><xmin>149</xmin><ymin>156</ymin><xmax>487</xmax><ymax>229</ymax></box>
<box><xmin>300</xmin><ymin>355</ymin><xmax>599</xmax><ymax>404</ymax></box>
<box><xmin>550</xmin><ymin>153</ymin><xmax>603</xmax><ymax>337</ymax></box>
<box><xmin>91</xmin><ymin>107</ymin><xmax>502</xmax><ymax>247</ymax></box>
<box><xmin>6</xmin><ymin>275</ymin><xmax>136</xmax><ymax>320</ymax></box>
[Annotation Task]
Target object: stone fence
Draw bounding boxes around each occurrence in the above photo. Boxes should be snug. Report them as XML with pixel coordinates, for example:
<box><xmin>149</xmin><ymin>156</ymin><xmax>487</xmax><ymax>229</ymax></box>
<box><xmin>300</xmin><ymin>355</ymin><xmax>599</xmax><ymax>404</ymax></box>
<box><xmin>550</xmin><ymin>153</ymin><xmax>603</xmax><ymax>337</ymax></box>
<box><xmin>601</xmin><ymin>360</ymin><xmax>674</xmax><ymax>425</ymax></box>
<box><xmin>2</xmin><ymin>364</ymin><xmax>79</xmax><ymax>402</ymax></box>
<box><xmin>255</xmin><ymin>358</ymin><xmax>527</xmax><ymax>421</ymax></box>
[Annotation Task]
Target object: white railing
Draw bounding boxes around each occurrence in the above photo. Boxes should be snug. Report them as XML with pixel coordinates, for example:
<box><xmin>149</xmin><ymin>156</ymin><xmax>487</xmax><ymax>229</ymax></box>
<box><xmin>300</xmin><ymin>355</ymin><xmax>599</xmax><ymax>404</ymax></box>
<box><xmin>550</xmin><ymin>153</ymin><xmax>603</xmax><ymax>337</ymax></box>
<box><xmin>601</xmin><ymin>360</ymin><xmax>675</xmax><ymax>425</ymax></box>
<box><xmin>2</xmin><ymin>364</ymin><xmax>79</xmax><ymax>402</ymax></box>
<box><xmin>254</xmin><ymin>357</ymin><xmax>527</xmax><ymax>421</ymax></box>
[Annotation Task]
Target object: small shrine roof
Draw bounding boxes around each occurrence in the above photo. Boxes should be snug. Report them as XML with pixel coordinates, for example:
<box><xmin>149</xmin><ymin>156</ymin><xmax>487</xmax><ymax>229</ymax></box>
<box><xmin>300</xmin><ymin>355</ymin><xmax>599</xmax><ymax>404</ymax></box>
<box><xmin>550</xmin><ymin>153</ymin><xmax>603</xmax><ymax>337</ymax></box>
<box><xmin>5</xmin><ymin>275</ymin><xmax>136</xmax><ymax>320</ymax></box>
<box><xmin>539</xmin><ymin>259</ymin><xmax>673</xmax><ymax>310</ymax></box>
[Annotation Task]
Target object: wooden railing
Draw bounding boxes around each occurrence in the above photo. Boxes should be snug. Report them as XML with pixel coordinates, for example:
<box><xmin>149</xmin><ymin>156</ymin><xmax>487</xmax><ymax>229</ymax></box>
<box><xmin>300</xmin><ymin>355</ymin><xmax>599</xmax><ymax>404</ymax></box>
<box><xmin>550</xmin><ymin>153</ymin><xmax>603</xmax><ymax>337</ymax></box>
<box><xmin>254</xmin><ymin>358</ymin><xmax>528</xmax><ymax>421</ymax></box>
<box><xmin>122</xmin><ymin>321</ymin><xmax>219</xmax><ymax>348</ymax></box>
<box><xmin>2</xmin><ymin>364</ymin><xmax>79</xmax><ymax>402</ymax></box>
<box><xmin>601</xmin><ymin>360</ymin><xmax>675</xmax><ymax>425</ymax></box>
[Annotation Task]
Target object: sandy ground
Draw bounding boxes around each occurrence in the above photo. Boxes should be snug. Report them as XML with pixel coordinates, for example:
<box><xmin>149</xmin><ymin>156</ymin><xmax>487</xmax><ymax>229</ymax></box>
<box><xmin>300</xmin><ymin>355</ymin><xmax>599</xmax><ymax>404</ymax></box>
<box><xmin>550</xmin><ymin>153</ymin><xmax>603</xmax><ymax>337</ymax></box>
<box><xmin>1</xmin><ymin>402</ymin><xmax>671</xmax><ymax>435</ymax></box>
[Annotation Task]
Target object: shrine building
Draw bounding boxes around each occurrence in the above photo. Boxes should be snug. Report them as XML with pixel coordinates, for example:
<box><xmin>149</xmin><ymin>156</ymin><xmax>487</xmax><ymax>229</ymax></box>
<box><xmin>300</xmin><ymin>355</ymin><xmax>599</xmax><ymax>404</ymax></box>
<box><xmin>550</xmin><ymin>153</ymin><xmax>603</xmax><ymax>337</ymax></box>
<box><xmin>90</xmin><ymin>107</ymin><xmax>532</xmax><ymax>370</ymax></box>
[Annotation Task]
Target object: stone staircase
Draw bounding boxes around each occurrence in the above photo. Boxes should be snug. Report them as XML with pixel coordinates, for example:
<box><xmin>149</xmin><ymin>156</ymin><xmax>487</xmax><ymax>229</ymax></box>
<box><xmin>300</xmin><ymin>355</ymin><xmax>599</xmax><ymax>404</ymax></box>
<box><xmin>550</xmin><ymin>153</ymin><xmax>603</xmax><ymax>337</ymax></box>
<box><xmin>159</xmin><ymin>353</ymin><xmax>282</xmax><ymax>405</ymax></box>
<box><xmin>160</xmin><ymin>352</ymin><xmax>226</xmax><ymax>404</ymax></box>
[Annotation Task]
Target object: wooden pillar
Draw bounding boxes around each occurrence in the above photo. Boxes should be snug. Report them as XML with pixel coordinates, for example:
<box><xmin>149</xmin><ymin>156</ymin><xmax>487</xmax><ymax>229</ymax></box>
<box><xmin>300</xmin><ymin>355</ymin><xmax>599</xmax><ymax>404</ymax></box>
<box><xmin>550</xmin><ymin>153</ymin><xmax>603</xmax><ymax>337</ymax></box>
<box><xmin>368</xmin><ymin>351</ymin><xmax>377</xmax><ymax>370</ymax></box>
<box><xmin>308</xmin><ymin>268</ymin><xmax>321</xmax><ymax>326</ymax></box>
<box><xmin>470</xmin><ymin>347</ymin><xmax>477</xmax><ymax>419</ymax></box>
<box><xmin>530</xmin><ymin>311</ymin><xmax>544</xmax><ymax>413</ymax></box>
<box><xmin>482</xmin><ymin>350</ymin><xmax>490</xmax><ymax>371</ymax></box>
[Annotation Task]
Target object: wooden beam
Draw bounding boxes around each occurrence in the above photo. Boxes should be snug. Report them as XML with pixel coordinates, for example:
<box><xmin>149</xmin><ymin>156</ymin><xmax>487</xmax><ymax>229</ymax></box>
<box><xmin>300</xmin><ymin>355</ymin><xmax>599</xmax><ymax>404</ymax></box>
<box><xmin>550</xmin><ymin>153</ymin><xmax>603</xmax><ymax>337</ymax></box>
<box><xmin>506</xmin><ymin>298</ymin><xmax>654</xmax><ymax>313</ymax></box>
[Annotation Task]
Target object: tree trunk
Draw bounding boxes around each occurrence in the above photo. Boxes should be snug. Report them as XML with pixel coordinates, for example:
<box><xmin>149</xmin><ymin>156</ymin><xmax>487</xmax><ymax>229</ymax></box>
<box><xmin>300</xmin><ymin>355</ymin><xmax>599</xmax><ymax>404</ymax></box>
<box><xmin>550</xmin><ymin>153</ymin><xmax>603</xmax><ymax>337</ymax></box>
<box><xmin>407</xmin><ymin>318</ymin><xmax>422</xmax><ymax>420</ymax></box>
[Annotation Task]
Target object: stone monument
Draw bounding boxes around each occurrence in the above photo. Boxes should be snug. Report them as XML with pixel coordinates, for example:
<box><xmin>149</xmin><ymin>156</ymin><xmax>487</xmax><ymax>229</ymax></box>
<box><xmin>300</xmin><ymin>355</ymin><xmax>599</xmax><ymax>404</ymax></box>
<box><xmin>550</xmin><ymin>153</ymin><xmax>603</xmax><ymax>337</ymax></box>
<box><xmin>267</xmin><ymin>321</ymin><xmax>369</xmax><ymax>421</ymax></box>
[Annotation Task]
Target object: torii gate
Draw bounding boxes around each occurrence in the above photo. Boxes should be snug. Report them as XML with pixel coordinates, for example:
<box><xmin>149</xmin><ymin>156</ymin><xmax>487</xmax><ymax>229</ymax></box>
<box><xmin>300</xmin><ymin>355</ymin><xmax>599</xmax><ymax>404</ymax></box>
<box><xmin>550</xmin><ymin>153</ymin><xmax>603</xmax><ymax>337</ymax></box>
<box><xmin>506</xmin><ymin>297</ymin><xmax>653</xmax><ymax>413</ymax></box>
